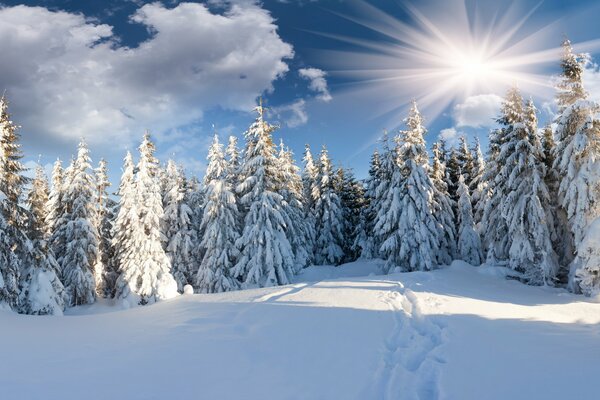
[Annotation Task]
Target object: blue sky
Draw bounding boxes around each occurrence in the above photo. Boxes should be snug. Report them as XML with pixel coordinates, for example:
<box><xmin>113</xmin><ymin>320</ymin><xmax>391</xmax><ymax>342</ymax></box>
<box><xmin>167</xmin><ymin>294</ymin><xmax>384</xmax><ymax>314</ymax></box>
<box><xmin>2</xmin><ymin>0</ymin><xmax>600</xmax><ymax>184</ymax></box>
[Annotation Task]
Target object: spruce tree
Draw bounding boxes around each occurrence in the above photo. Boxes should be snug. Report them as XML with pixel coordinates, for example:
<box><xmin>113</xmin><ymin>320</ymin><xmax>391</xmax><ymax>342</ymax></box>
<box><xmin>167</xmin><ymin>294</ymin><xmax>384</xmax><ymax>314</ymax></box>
<box><xmin>457</xmin><ymin>136</ymin><xmax>474</xmax><ymax>187</ymax></box>
<box><xmin>313</xmin><ymin>147</ymin><xmax>345</xmax><ymax>266</ymax></box>
<box><xmin>456</xmin><ymin>173</ymin><xmax>483</xmax><ymax>266</ymax></box>
<box><xmin>430</xmin><ymin>141</ymin><xmax>456</xmax><ymax>265</ymax></box>
<box><xmin>196</xmin><ymin>135</ymin><xmax>239</xmax><ymax>293</ymax></box>
<box><xmin>61</xmin><ymin>141</ymin><xmax>99</xmax><ymax>306</ymax></box>
<box><xmin>0</xmin><ymin>95</ymin><xmax>30</xmax><ymax>310</ymax></box>
<box><xmin>552</xmin><ymin>39</ymin><xmax>600</xmax><ymax>293</ymax></box>
<box><xmin>115</xmin><ymin>133</ymin><xmax>178</xmax><ymax>304</ymax></box>
<box><xmin>233</xmin><ymin>103</ymin><xmax>295</xmax><ymax>286</ymax></box>
<box><xmin>372</xmin><ymin>131</ymin><xmax>396</xmax><ymax>258</ymax></box>
<box><xmin>445</xmin><ymin>148</ymin><xmax>461</xmax><ymax>207</ymax></box>
<box><xmin>353</xmin><ymin>149</ymin><xmax>380</xmax><ymax>259</ymax></box>
<box><xmin>28</xmin><ymin>165</ymin><xmax>50</xmax><ymax>240</ymax></box>
<box><xmin>500</xmin><ymin>99</ymin><xmax>558</xmax><ymax>284</ymax></box>
<box><xmin>21</xmin><ymin>164</ymin><xmax>65</xmax><ymax>315</ymax></box>
<box><xmin>163</xmin><ymin>160</ymin><xmax>197</xmax><ymax>292</ymax></box>
<box><xmin>92</xmin><ymin>159</ymin><xmax>116</xmax><ymax>297</ymax></box>
<box><xmin>470</xmin><ymin>138</ymin><xmax>487</xmax><ymax>227</ymax></box>
<box><xmin>47</xmin><ymin>159</ymin><xmax>66</xmax><ymax>274</ymax></box>
<box><xmin>333</xmin><ymin>166</ymin><xmax>365</xmax><ymax>262</ymax></box>
<box><xmin>112</xmin><ymin>152</ymin><xmax>136</xmax><ymax>280</ymax></box>
<box><xmin>482</xmin><ymin>87</ymin><xmax>523</xmax><ymax>263</ymax></box>
<box><xmin>278</xmin><ymin>142</ymin><xmax>313</xmax><ymax>271</ymax></box>
<box><xmin>225</xmin><ymin>136</ymin><xmax>241</xmax><ymax>187</ymax></box>
<box><xmin>376</xmin><ymin>101</ymin><xmax>439</xmax><ymax>272</ymax></box>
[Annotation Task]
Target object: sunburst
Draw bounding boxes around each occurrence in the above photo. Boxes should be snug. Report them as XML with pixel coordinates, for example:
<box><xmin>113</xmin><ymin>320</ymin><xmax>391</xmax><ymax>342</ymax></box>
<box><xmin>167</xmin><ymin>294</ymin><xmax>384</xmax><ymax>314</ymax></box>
<box><xmin>316</xmin><ymin>0</ymin><xmax>600</xmax><ymax>128</ymax></box>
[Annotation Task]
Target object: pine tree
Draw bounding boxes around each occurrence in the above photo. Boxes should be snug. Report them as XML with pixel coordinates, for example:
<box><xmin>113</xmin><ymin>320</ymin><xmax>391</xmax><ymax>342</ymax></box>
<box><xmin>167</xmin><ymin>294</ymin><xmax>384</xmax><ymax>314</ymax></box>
<box><xmin>333</xmin><ymin>166</ymin><xmax>365</xmax><ymax>262</ymax></box>
<box><xmin>61</xmin><ymin>140</ymin><xmax>99</xmax><ymax>307</ymax></box>
<box><xmin>552</xmin><ymin>39</ymin><xmax>600</xmax><ymax>294</ymax></box>
<box><xmin>372</xmin><ymin>131</ymin><xmax>396</xmax><ymax>258</ymax></box>
<box><xmin>115</xmin><ymin>133</ymin><xmax>178</xmax><ymax>305</ymax></box>
<box><xmin>0</xmin><ymin>95</ymin><xmax>30</xmax><ymax>310</ymax></box>
<box><xmin>353</xmin><ymin>149</ymin><xmax>380</xmax><ymax>259</ymax></box>
<box><xmin>278</xmin><ymin>142</ymin><xmax>313</xmax><ymax>271</ymax></box>
<box><xmin>28</xmin><ymin>165</ymin><xmax>50</xmax><ymax>240</ymax></box>
<box><xmin>470</xmin><ymin>138</ymin><xmax>487</xmax><ymax>227</ymax></box>
<box><xmin>20</xmin><ymin>164</ymin><xmax>65</xmax><ymax>315</ymax></box>
<box><xmin>445</xmin><ymin>148</ymin><xmax>461</xmax><ymax>207</ymax></box>
<box><xmin>47</xmin><ymin>159</ymin><xmax>66</xmax><ymax>273</ymax></box>
<box><xmin>313</xmin><ymin>147</ymin><xmax>345</xmax><ymax>265</ymax></box>
<box><xmin>500</xmin><ymin>99</ymin><xmax>558</xmax><ymax>284</ymax></box>
<box><xmin>233</xmin><ymin>103</ymin><xmax>295</xmax><ymax>287</ymax></box>
<box><xmin>302</xmin><ymin>144</ymin><xmax>319</xmax><ymax>214</ymax></box>
<box><xmin>430</xmin><ymin>141</ymin><xmax>456</xmax><ymax>265</ymax></box>
<box><xmin>163</xmin><ymin>160</ymin><xmax>197</xmax><ymax>292</ymax></box>
<box><xmin>225</xmin><ymin>136</ymin><xmax>241</xmax><ymax>187</ymax></box>
<box><xmin>456</xmin><ymin>174</ymin><xmax>483</xmax><ymax>266</ymax></box>
<box><xmin>457</xmin><ymin>136</ymin><xmax>474</xmax><ymax>187</ymax></box>
<box><xmin>195</xmin><ymin>135</ymin><xmax>239</xmax><ymax>293</ymax></box>
<box><xmin>482</xmin><ymin>87</ymin><xmax>524</xmax><ymax>263</ymax></box>
<box><xmin>376</xmin><ymin>101</ymin><xmax>439</xmax><ymax>272</ymax></box>
<box><xmin>94</xmin><ymin>159</ymin><xmax>116</xmax><ymax>297</ymax></box>
<box><xmin>112</xmin><ymin>151</ymin><xmax>136</xmax><ymax>282</ymax></box>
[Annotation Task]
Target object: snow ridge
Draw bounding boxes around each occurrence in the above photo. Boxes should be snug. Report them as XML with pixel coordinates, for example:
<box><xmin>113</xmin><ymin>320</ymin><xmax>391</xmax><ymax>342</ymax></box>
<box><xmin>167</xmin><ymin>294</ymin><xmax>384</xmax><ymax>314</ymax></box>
<box><xmin>372</xmin><ymin>280</ymin><xmax>445</xmax><ymax>400</ymax></box>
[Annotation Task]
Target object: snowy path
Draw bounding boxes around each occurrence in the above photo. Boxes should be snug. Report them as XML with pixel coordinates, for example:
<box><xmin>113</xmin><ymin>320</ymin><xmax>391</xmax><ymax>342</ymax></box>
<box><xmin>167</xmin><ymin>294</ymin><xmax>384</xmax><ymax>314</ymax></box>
<box><xmin>2</xmin><ymin>260</ymin><xmax>600</xmax><ymax>399</ymax></box>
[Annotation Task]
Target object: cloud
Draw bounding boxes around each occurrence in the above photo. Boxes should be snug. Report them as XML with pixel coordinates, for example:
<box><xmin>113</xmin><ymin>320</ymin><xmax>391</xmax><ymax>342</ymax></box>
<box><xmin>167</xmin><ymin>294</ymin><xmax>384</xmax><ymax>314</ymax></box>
<box><xmin>439</xmin><ymin>127</ymin><xmax>461</xmax><ymax>147</ymax></box>
<box><xmin>299</xmin><ymin>68</ymin><xmax>332</xmax><ymax>102</ymax></box>
<box><xmin>0</xmin><ymin>2</ymin><xmax>293</xmax><ymax>149</ymax></box>
<box><xmin>272</xmin><ymin>99</ymin><xmax>308</xmax><ymax>128</ymax></box>
<box><xmin>583</xmin><ymin>63</ymin><xmax>600</xmax><ymax>104</ymax></box>
<box><xmin>452</xmin><ymin>94</ymin><xmax>502</xmax><ymax>128</ymax></box>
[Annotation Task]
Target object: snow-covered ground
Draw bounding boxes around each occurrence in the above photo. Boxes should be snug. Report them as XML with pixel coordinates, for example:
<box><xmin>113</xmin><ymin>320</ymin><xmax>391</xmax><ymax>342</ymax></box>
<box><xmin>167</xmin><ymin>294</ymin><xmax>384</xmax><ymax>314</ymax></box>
<box><xmin>2</xmin><ymin>260</ymin><xmax>600</xmax><ymax>399</ymax></box>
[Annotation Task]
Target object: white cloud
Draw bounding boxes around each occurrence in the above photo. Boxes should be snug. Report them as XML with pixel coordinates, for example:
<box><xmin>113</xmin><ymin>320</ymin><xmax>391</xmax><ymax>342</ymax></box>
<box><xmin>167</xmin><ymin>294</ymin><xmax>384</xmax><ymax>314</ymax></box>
<box><xmin>299</xmin><ymin>68</ymin><xmax>332</xmax><ymax>102</ymax></box>
<box><xmin>272</xmin><ymin>99</ymin><xmax>308</xmax><ymax>128</ymax></box>
<box><xmin>452</xmin><ymin>94</ymin><xmax>502</xmax><ymax>128</ymax></box>
<box><xmin>439</xmin><ymin>127</ymin><xmax>461</xmax><ymax>147</ymax></box>
<box><xmin>583</xmin><ymin>64</ymin><xmax>600</xmax><ymax>104</ymax></box>
<box><xmin>0</xmin><ymin>2</ymin><xmax>293</xmax><ymax>148</ymax></box>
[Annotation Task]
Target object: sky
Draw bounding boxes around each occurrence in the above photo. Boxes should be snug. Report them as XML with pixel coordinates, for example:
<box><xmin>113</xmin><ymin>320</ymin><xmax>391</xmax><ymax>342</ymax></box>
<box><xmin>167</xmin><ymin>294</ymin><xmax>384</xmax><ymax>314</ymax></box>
<box><xmin>2</xmin><ymin>0</ymin><xmax>600</xmax><ymax>184</ymax></box>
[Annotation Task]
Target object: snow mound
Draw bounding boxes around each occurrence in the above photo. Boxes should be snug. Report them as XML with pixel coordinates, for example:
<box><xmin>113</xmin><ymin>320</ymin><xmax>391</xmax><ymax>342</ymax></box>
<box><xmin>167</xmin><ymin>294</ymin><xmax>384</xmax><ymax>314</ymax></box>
<box><xmin>183</xmin><ymin>284</ymin><xmax>194</xmax><ymax>295</ymax></box>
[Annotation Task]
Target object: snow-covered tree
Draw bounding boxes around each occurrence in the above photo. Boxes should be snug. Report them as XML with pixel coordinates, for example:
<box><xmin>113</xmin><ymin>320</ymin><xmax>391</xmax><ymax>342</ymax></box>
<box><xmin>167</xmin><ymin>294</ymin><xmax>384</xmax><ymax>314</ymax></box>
<box><xmin>195</xmin><ymin>135</ymin><xmax>239</xmax><ymax>293</ymax></box>
<box><xmin>470</xmin><ymin>138</ymin><xmax>487</xmax><ymax>227</ymax></box>
<box><xmin>552</xmin><ymin>39</ymin><xmax>600</xmax><ymax>293</ymax></box>
<box><xmin>27</xmin><ymin>165</ymin><xmax>50</xmax><ymax>240</ymax></box>
<box><xmin>334</xmin><ymin>166</ymin><xmax>365</xmax><ymax>262</ymax></box>
<box><xmin>114</xmin><ymin>133</ymin><xmax>178</xmax><ymax>305</ymax></box>
<box><xmin>457</xmin><ymin>136</ymin><xmax>474</xmax><ymax>187</ymax></box>
<box><xmin>163</xmin><ymin>160</ymin><xmax>197</xmax><ymax>292</ymax></box>
<box><xmin>21</xmin><ymin>165</ymin><xmax>65</xmax><ymax>315</ymax></box>
<box><xmin>353</xmin><ymin>149</ymin><xmax>380</xmax><ymax>259</ymax></box>
<box><xmin>61</xmin><ymin>141</ymin><xmax>99</xmax><ymax>307</ymax></box>
<box><xmin>376</xmin><ymin>101</ymin><xmax>439</xmax><ymax>272</ymax></box>
<box><xmin>372</xmin><ymin>131</ymin><xmax>397</xmax><ymax>258</ymax></box>
<box><xmin>445</xmin><ymin>148</ymin><xmax>461</xmax><ymax>206</ymax></box>
<box><xmin>225</xmin><ymin>136</ymin><xmax>241</xmax><ymax>186</ymax></box>
<box><xmin>500</xmin><ymin>99</ymin><xmax>558</xmax><ymax>284</ymax></box>
<box><xmin>430</xmin><ymin>141</ymin><xmax>456</xmax><ymax>265</ymax></box>
<box><xmin>302</xmin><ymin>144</ymin><xmax>319</xmax><ymax>214</ymax></box>
<box><xmin>313</xmin><ymin>146</ymin><xmax>345</xmax><ymax>266</ymax></box>
<box><xmin>482</xmin><ymin>87</ymin><xmax>524</xmax><ymax>263</ymax></box>
<box><xmin>0</xmin><ymin>95</ymin><xmax>30</xmax><ymax>310</ymax></box>
<box><xmin>278</xmin><ymin>142</ymin><xmax>313</xmax><ymax>271</ymax></box>
<box><xmin>233</xmin><ymin>103</ymin><xmax>295</xmax><ymax>287</ymax></box>
<box><xmin>456</xmin><ymin>174</ymin><xmax>483</xmax><ymax>266</ymax></box>
<box><xmin>93</xmin><ymin>159</ymin><xmax>116</xmax><ymax>297</ymax></box>
<box><xmin>112</xmin><ymin>152</ymin><xmax>136</xmax><ymax>281</ymax></box>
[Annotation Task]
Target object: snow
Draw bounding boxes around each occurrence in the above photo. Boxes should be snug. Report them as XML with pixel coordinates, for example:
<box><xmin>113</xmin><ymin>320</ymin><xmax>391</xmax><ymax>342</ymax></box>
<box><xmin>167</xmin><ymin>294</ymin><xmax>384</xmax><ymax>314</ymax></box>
<box><xmin>3</xmin><ymin>260</ymin><xmax>600</xmax><ymax>399</ymax></box>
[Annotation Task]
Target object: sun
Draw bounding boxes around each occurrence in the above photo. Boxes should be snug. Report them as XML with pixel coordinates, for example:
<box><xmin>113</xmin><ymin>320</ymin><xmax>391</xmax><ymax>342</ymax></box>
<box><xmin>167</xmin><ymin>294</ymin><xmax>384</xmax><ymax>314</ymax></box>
<box><xmin>317</xmin><ymin>0</ymin><xmax>600</xmax><ymax>127</ymax></box>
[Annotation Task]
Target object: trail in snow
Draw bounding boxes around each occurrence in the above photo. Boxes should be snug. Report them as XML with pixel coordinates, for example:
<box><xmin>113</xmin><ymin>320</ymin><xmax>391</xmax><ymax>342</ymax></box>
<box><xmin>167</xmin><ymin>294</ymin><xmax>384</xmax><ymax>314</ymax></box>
<box><xmin>369</xmin><ymin>278</ymin><xmax>445</xmax><ymax>400</ymax></box>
